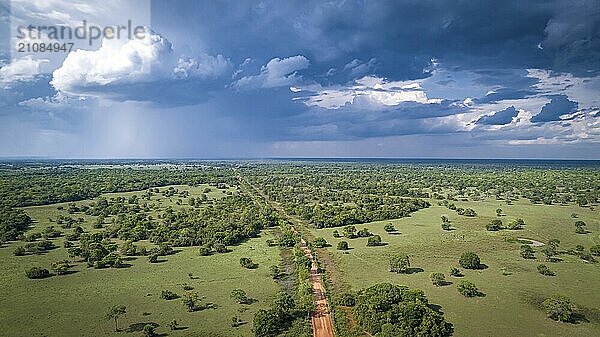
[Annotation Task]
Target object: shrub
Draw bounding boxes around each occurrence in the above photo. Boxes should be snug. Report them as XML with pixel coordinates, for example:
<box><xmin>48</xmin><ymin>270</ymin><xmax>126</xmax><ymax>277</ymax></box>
<box><xmin>336</xmin><ymin>292</ymin><xmax>356</xmax><ymax>306</ymax></box>
<box><xmin>457</xmin><ymin>280</ymin><xmax>479</xmax><ymax>297</ymax></box>
<box><xmin>384</xmin><ymin>223</ymin><xmax>396</xmax><ymax>232</ymax></box>
<box><xmin>13</xmin><ymin>246</ymin><xmax>26</xmax><ymax>256</ymax></box>
<box><xmin>441</xmin><ymin>223</ymin><xmax>451</xmax><ymax>231</ymax></box>
<box><xmin>198</xmin><ymin>245</ymin><xmax>211</xmax><ymax>256</ymax></box>
<box><xmin>337</xmin><ymin>241</ymin><xmax>349</xmax><ymax>250</ymax></box>
<box><xmin>161</xmin><ymin>290</ymin><xmax>179</xmax><ymax>300</ymax></box>
<box><xmin>366</xmin><ymin>235</ymin><xmax>382</xmax><ymax>246</ymax></box>
<box><xmin>591</xmin><ymin>245</ymin><xmax>600</xmax><ymax>256</ymax></box>
<box><xmin>231</xmin><ymin>289</ymin><xmax>250</xmax><ymax>304</ymax></box>
<box><xmin>148</xmin><ymin>254</ymin><xmax>158</xmax><ymax>263</ymax></box>
<box><xmin>450</xmin><ymin>267</ymin><xmax>462</xmax><ymax>277</ymax></box>
<box><xmin>430</xmin><ymin>272</ymin><xmax>446</xmax><ymax>286</ymax></box>
<box><xmin>51</xmin><ymin>260</ymin><xmax>71</xmax><ymax>275</ymax></box>
<box><xmin>240</xmin><ymin>257</ymin><xmax>258</xmax><ymax>269</ymax></box>
<box><xmin>357</xmin><ymin>228</ymin><xmax>372</xmax><ymax>237</ymax></box>
<box><xmin>486</xmin><ymin>219</ymin><xmax>502</xmax><ymax>231</ymax></box>
<box><xmin>459</xmin><ymin>252</ymin><xmax>481</xmax><ymax>269</ymax></box>
<box><xmin>389</xmin><ymin>254</ymin><xmax>410</xmax><ymax>273</ymax></box>
<box><xmin>313</xmin><ymin>237</ymin><xmax>328</xmax><ymax>248</ymax></box>
<box><xmin>25</xmin><ymin>267</ymin><xmax>50</xmax><ymax>279</ymax></box>
<box><xmin>507</xmin><ymin>218</ymin><xmax>525</xmax><ymax>230</ymax></box>
<box><xmin>520</xmin><ymin>245</ymin><xmax>535</xmax><ymax>259</ymax></box>
<box><xmin>543</xmin><ymin>295</ymin><xmax>574</xmax><ymax>322</ymax></box>
<box><xmin>537</xmin><ymin>264</ymin><xmax>555</xmax><ymax>276</ymax></box>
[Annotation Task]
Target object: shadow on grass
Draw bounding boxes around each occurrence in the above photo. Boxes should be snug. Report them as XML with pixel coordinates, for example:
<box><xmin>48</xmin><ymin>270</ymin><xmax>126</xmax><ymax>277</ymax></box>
<box><xmin>405</xmin><ymin>267</ymin><xmax>424</xmax><ymax>274</ymax></box>
<box><xmin>126</xmin><ymin>322</ymin><xmax>159</xmax><ymax>333</ymax></box>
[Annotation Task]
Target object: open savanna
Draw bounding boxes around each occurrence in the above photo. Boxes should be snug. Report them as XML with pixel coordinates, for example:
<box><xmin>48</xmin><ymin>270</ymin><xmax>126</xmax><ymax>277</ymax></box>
<box><xmin>0</xmin><ymin>185</ymin><xmax>281</xmax><ymax>337</ymax></box>
<box><xmin>312</xmin><ymin>198</ymin><xmax>600</xmax><ymax>337</ymax></box>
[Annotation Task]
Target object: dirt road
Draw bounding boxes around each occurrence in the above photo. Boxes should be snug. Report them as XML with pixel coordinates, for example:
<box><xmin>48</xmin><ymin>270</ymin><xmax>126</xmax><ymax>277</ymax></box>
<box><xmin>239</xmin><ymin>176</ymin><xmax>335</xmax><ymax>337</ymax></box>
<box><xmin>300</xmin><ymin>238</ymin><xmax>336</xmax><ymax>337</ymax></box>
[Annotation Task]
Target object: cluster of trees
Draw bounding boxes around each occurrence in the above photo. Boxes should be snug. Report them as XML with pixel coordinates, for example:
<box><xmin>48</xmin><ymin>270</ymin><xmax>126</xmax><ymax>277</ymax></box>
<box><xmin>0</xmin><ymin>165</ymin><xmax>233</xmax><ymax>208</ymax></box>
<box><xmin>0</xmin><ymin>207</ymin><xmax>32</xmax><ymax>243</ymax></box>
<box><xmin>486</xmin><ymin>218</ymin><xmax>525</xmax><ymax>231</ymax></box>
<box><xmin>352</xmin><ymin>283</ymin><xmax>452</xmax><ymax>336</ymax></box>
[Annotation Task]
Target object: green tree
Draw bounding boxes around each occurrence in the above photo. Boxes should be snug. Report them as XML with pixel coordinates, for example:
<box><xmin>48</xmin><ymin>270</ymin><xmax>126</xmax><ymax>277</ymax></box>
<box><xmin>142</xmin><ymin>324</ymin><xmax>156</xmax><ymax>337</ymax></box>
<box><xmin>337</xmin><ymin>241</ymin><xmax>349</xmax><ymax>250</ymax></box>
<box><xmin>366</xmin><ymin>235</ymin><xmax>382</xmax><ymax>246</ymax></box>
<box><xmin>507</xmin><ymin>218</ymin><xmax>525</xmax><ymax>230</ymax></box>
<box><xmin>51</xmin><ymin>260</ymin><xmax>71</xmax><ymax>275</ymax></box>
<box><xmin>430</xmin><ymin>272</ymin><xmax>446</xmax><ymax>286</ymax></box>
<box><xmin>457</xmin><ymin>280</ymin><xmax>480</xmax><ymax>297</ymax></box>
<box><xmin>342</xmin><ymin>225</ymin><xmax>357</xmax><ymax>238</ymax></box>
<box><xmin>384</xmin><ymin>223</ymin><xmax>396</xmax><ymax>232</ymax></box>
<box><xmin>312</xmin><ymin>237</ymin><xmax>328</xmax><ymax>248</ymax></box>
<box><xmin>486</xmin><ymin>219</ymin><xmax>502</xmax><ymax>231</ymax></box>
<box><xmin>25</xmin><ymin>266</ymin><xmax>50</xmax><ymax>279</ymax></box>
<box><xmin>537</xmin><ymin>264</ymin><xmax>555</xmax><ymax>276</ymax></box>
<box><xmin>240</xmin><ymin>257</ymin><xmax>258</xmax><ymax>269</ymax></box>
<box><xmin>389</xmin><ymin>254</ymin><xmax>410</xmax><ymax>273</ymax></box>
<box><xmin>182</xmin><ymin>292</ymin><xmax>201</xmax><ymax>312</ymax></box>
<box><xmin>543</xmin><ymin>295</ymin><xmax>574</xmax><ymax>322</ymax></box>
<box><xmin>231</xmin><ymin>289</ymin><xmax>250</xmax><ymax>304</ymax></box>
<box><xmin>450</xmin><ymin>267</ymin><xmax>462</xmax><ymax>277</ymax></box>
<box><xmin>520</xmin><ymin>245</ymin><xmax>535</xmax><ymax>259</ymax></box>
<box><xmin>459</xmin><ymin>252</ymin><xmax>481</xmax><ymax>269</ymax></box>
<box><xmin>104</xmin><ymin>305</ymin><xmax>126</xmax><ymax>332</ymax></box>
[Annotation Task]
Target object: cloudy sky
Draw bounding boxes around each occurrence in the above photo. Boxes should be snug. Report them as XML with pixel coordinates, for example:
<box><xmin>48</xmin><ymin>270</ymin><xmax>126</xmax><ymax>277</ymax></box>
<box><xmin>1</xmin><ymin>0</ymin><xmax>599</xmax><ymax>159</ymax></box>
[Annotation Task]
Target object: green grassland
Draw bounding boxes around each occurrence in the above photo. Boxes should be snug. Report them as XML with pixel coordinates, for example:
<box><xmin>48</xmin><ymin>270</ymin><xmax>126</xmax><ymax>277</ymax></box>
<box><xmin>312</xmin><ymin>197</ymin><xmax>600</xmax><ymax>337</ymax></box>
<box><xmin>0</xmin><ymin>185</ymin><xmax>281</xmax><ymax>337</ymax></box>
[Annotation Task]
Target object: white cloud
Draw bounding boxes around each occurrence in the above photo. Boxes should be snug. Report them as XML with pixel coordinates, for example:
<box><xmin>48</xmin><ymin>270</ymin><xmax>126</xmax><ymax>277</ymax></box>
<box><xmin>0</xmin><ymin>56</ymin><xmax>49</xmax><ymax>88</ymax></box>
<box><xmin>300</xmin><ymin>75</ymin><xmax>442</xmax><ymax>109</ymax></box>
<box><xmin>50</xmin><ymin>29</ymin><xmax>231</xmax><ymax>95</ymax></box>
<box><xmin>234</xmin><ymin>55</ymin><xmax>309</xmax><ymax>89</ymax></box>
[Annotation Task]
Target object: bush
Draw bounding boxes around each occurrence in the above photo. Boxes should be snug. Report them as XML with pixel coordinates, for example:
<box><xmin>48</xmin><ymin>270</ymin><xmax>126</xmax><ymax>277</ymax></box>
<box><xmin>520</xmin><ymin>245</ymin><xmax>535</xmax><ymax>259</ymax></box>
<box><xmin>161</xmin><ymin>290</ymin><xmax>179</xmax><ymax>300</ymax></box>
<box><xmin>430</xmin><ymin>272</ymin><xmax>446</xmax><ymax>286</ymax></box>
<box><xmin>384</xmin><ymin>223</ymin><xmax>396</xmax><ymax>232</ymax></box>
<box><xmin>148</xmin><ymin>254</ymin><xmax>158</xmax><ymax>263</ymax></box>
<box><xmin>357</xmin><ymin>228</ymin><xmax>372</xmax><ymax>237</ymax></box>
<box><xmin>313</xmin><ymin>237</ymin><xmax>328</xmax><ymax>248</ymax></box>
<box><xmin>353</xmin><ymin>283</ymin><xmax>451</xmax><ymax>336</ymax></box>
<box><xmin>450</xmin><ymin>267</ymin><xmax>462</xmax><ymax>277</ymax></box>
<box><xmin>240</xmin><ymin>257</ymin><xmax>258</xmax><ymax>269</ymax></box>
<box><xmin>336</xmin><ymin>292</ymin><xmax>356</xmax><ymax>306</ymax></box>
<box><xmin>51</xmin><ymin>260</ymin><xmax>70</xmax><ymax>275</ymax></box>
<box><xmin>591</xmin><ymin>245</ymin><xmax>600</xmax><ymax>256</ymax></box>
<box><xmin>457</xmin><ymin>280</ymin><xmax>479</xmax><ymax>297</ymax></box>
<box><xmin>231</xmin><ymin>289</ymin><xmax>250</xmax><ymax>304</ymax></box>
<box><xmin>25</xmin><ymin>267</ymin><xmax>50</xmax><ymax>279</ymax></box>
<box><xmin>389</xmin><ymin>254</ymin><xmax>410</xmax><ymax>273</ymax></box>
<box><xmin>337</xmin><ymin>241</ymin><xmax>349</xmax><ymax>250</ymax></box>
<box><xmin>13</xmin><ymin>246</ymin><xmax>26</xmax><ymax>256</ymax></box>
<box><xmin>441</xmin><ymin>223</ymin><xmax>451</xmax><ymax>231</ymax></box>
<box><xmin>366</xmin><ymin>235</ymin><xmax>382</xmax><ymax>246</ymax></box>
<box><xmin>543</xmin><ymin>295</ymin><xmax>574</xmax><ymax>322</ymax></box>
<box><xmin>198</xmin><ymin>245</ymin><xmax>211</xmax><ymax>256</ymax></box>
<box><xmin>507</xmin><ymin>218</ymin><xmax>525</xmax><ymax>230</ymax></box>
<box><xmin>459</xmin><ymin>252</ymin><xmax>481</xmax><ymax>269</ymax></box>
<box><xmin>537</xmin><ymin>264</ymin><xmax>555</xmax><ymax>276</ymax></box>
<box><xmin>486</xmin><ymin>219</ymin><xmax>502</xmax><ymax>231</ymax></box>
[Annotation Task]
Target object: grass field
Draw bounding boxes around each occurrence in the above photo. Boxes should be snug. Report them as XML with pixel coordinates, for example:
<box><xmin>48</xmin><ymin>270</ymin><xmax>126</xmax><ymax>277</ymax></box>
<box><xmin>0</xmin><ymin>185</ymin><xmax>281</xmax><ymax>337</ymax></box>
<box><xmin>311</xmin><ymin>198</ymin><xmax>600</xmax><ymax>337</ymax></box>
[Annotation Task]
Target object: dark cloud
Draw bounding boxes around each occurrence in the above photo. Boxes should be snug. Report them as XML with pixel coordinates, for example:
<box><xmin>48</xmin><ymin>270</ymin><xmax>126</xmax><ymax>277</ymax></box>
<box><xmin>476</xmin><ymin>106</ymin><xmax>519</xmax><ymax>125</ymax></box>
<box><xmin>531</xmin><ymin>95</ymin><xmax>578</xmax><ymax>123</ymax></box>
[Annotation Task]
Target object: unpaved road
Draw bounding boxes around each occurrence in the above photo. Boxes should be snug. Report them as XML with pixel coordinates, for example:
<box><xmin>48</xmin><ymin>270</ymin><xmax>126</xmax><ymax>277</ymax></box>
<box><xmin>240</xmin><ymin>176</ymin><xmax>335</xmax><ymax>337</ymax></box>
<box><xmin>300</xmin><ymin>238</ymin><xmax>336</xmax><ymax>337</ymax></box>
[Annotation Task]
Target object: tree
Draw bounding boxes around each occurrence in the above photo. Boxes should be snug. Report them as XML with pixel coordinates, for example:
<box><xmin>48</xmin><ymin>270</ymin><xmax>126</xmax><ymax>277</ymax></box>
<box><xmin>496</xmin><ymin>208</ymin><xmax>502</xmax><ymax>216</ymax></box>
<box><xmin>543</xmin><ymin>295</ymin><xmax>574</xmax><ymax>322</ymax></box>
<box><xmin>486</xmin><ymin>219</ymin><xmax>502</xmax><ymax>231</ymax></box>
<box><xmin>450</xmin><ymin>267</ymin><xmax>462</xmax><ymax>277</ymax></box>
<box><xmin>441</xmin><ymin>222</ymin><xmax>451</xmax><ymax>231</ymax></box>
<box><xmin>440</xmin><ymin>215</ymin><xmax>449</xmax><ymax>223</ymax></box>
<box><xmin>337</xmin><ymin>241</ymin><xmax>349</xmax><ymax>250</ymax></box>
<box><xmin>357</xmin><ymin>228</ymin><xmax>372</xmax><ymax>237</ymax></box>
<box><xmin>507</xmin><ymin>218</ymin><xmax>525</xmax><ymax>230</ymax></box>
<box><xmin>104</xmin><ymin>305</ymin><xmax>126</xmax><ymax>332</ymax></box>
<box><xmin>168</xmin><ymin>320</ymin><xmax>178</xmax><ymax>330</ymax></box>
<box><xmin>142</xmin><ymin>324</ymin><xmax>156</xmax><ymax>337</ymax></box>
<box><xmin>430</xmin><ymin>272</ymin><xmax>446</xmax><ymax>286</ymax></box>
<box><xmin>459</xmin><ymin>252</ymin><xmax>481</xmax><ymax>269</ymax></box>
<box><xmin>182</xmin><ymin>291</ymin><xmax>201</xmax><ymax>312</ymax></box>
<box><xmin>231</xmin><ymin>289</ymin><xmax>250</xmax><ymax>304</ymax></box>
<box><xmin>269</xmin><ymin>265</ymin><xmax>281</xmax><ymax>279</ymax></box>
<box><xmin>160</xmin><ymin>290</ymin><xmax>178</xmax><ymax>300</ymax></box>
<box><xmin>384</xmin><ymin>223</ymin><xmax>396</xmax><ymax>232</ymax></box>
<box><xmin>590</xmin><ymin>245</ymin><xmax>600</xmax><ymax>256</ymax></box>
<box><xmin>13</xmin><ymin>246</ymin><xmax>26</xmax><ymax>256</ymax></box>
<box><xmin>240</xmin><ymin>257</ymin><xmax>258</xmax><ymax>269</ymax></box>
<box><xmin>332</xmin><ymin>230</ymin><xmax>341</xmax><ymax>238</ymax></box>
<box><xmin>25</xmin><ymin>267</ymin><xmax>50</xmax><ymax>279</ymax></box>
<box><xmin>457</xmin><ymin>280</ymin><xmax>480</xmax><ymax>297</ymax></box>
<box><xmin>198</xmin><ymin>244</ymin><xmax>211</xmax><ymax>256</ymax></box>
<box><xmin>548</xmin><ymin>239</ymin><xmax>560</xmax><ymax>248</ymax></box>
<box><xmin>342</xmin><ymin>225</ymin><xmax>357</xmax><ymax>239</ymax></box>
<box><xmin>253</xmin><ymin>309</ymin><xmax>279</xmax><ymax>337</ymax></box>
<box><xmin>389</xmin><ymin>254</ymin><xmax>410</xmax><ymax>273</ymax></box>
<box><xmin>353</xmin><ymin>283</ymin><xmax>451</xmax><ymax>336</ymax></box>
<box><xmin>575</xmin><ymin>220</ymin><xmax>587</xmax><ymax>234</ymax></box>
<box><xmin>148</xmin><ymin>254</ymin><xmax>158</xmax><ymax>263</ymax></box>
<box><xmin>313</xmin><ymin>237</ymin><xmax>328</xmax><ymax>248</ymax></box>
<box><xmin>541</xmin><ymin>245</ymin><xmax>557</xmax><ymax>262</ymax></box>
<box><xmin>51</xmin><ymin>260</ymin><xmax>71</xmax><ymax>275</ymax></box>
<box><xmin>366</xmin><ymin>235</ymin><xmax>382</xmax><ymax>246</ymax></box>
<box><xmin>537</xmin><ymin>264</ymin><xmax>555</xmax><ymax>276</ymax></box>
<box><xmin>520</xmin><ymin>245</ymin><xmax>535</xmax><ymax>259</ymax></box>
